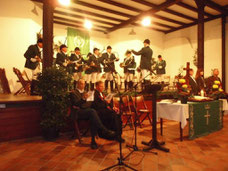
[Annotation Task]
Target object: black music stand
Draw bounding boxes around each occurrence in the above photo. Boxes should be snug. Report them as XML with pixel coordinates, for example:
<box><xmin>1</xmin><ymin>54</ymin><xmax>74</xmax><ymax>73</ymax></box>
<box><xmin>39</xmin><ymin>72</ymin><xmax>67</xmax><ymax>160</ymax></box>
<box><xmin>141</xmin><ymin>84</ymin><xmax>170</xmax><ymax>152</ymax></box>
<box><xmin>124</xmin><ymin>72</ymin><xmax>157</xmax><ymax>160</ymax></box>
<box><xmin>101</xmin><ymin>63</ymin><xmax>137</xmax><ymax>171</ymax></box>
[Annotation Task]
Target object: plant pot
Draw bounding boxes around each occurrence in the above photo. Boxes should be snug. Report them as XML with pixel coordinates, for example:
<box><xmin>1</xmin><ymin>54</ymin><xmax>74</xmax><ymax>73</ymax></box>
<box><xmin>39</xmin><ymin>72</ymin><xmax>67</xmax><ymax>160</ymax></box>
<box><xmin>42</xmin><ymin>127</ymin><xmax>59</xmax><ymax>141</ymax></box>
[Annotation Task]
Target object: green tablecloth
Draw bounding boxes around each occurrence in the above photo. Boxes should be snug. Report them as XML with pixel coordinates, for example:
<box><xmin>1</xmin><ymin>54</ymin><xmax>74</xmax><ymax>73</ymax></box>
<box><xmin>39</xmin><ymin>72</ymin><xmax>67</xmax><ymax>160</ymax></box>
<box><xmin>188</xmin><ymin>100</ymin><xmax>223</xmax><ymax>139</ymax></box>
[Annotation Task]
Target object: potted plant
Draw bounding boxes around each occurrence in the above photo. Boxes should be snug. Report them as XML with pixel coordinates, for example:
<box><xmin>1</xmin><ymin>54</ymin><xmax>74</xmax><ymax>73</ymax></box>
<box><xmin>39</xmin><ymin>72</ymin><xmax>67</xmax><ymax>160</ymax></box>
<box><xmin>176</xmin><ymin>78</ymin><xmax>191</xmax><ymax>104</ymax></box>
<box><xmin>37</xmin><ymin>66</ymin><xmax>72</xmax><ymax>140</ymax></box>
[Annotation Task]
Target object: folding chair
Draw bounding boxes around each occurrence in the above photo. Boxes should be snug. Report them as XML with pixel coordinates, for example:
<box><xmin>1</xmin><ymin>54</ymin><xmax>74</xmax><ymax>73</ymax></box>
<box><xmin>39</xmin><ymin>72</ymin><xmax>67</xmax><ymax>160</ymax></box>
<box><xmin>68</xmin><ymin>92</ymin><xmax>90</xmax><ymax>144</ymax></box>
<box><xmin>13</xmin><ymin>67</ymin><xmax>31</xmax><ymax>95</ymax></box>
<box><xmin>0</xmin><ymin>68</ymin><xmax>11</xmax><ymax>94</ymax></box>
<box><xmin>131</xmin><ymin>95</ymin><xmax>152</xmax><ymax>127</ymax></box>
<box><xmin>113</xmin><ymin>96</ymin><xmax>134</xmax><ymax>128</ymax></box>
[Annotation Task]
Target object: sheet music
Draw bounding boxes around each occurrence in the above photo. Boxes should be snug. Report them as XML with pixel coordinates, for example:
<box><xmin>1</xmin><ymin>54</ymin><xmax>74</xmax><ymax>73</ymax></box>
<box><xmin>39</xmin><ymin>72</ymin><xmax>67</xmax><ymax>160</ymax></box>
<box><xmin>105</xmin><ymin>93</ymin><xmax>116</xmax><ymax>102</ymax></box>
<box><xmin>86</xmin><ymin>91</ymin><xmax>94</xmax><ymax>101</ymax></box>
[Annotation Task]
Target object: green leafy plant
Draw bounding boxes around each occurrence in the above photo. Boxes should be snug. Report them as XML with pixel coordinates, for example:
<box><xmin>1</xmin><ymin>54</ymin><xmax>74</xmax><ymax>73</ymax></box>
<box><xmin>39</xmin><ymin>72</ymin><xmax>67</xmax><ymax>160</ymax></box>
<box><xmin>37</xmin><ymin>66</ymin><xmax>73</xmax><ymax>130</ymax></box>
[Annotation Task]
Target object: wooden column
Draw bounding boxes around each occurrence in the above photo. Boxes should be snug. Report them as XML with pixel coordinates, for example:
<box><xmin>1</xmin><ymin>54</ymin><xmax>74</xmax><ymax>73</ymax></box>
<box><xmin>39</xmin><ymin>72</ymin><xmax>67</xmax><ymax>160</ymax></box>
<box><xmin>222</xmin><ymin>16</ymin><xmax>226</xmax><ymax>90</ymax></box>
<box><xmin>195</xmin><ymin>0</ymin><xmax>205</xmax><ymax>70</ymax></box>
<box><xmin>42</xmin><ymin>0</ymin><xmax>54</xmax><ymax>69</ymax></box>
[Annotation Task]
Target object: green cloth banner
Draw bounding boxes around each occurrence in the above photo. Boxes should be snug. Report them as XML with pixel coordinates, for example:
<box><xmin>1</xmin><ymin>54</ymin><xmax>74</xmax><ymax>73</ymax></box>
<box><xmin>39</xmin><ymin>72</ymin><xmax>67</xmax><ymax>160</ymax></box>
<box><xmin>67</xmin><ymin>27</ymin><xmax>90</xmax><ymax>56</ymax></box>
<box><xmin>188</xmin><ymin>100</ymin><xmax>223</xmax><ymax>140</ymax></box>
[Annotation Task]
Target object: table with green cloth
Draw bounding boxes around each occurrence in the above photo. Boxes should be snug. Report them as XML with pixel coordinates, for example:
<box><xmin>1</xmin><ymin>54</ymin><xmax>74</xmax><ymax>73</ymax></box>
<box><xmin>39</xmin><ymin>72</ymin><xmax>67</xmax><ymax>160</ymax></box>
<box><xmin>158</xmin><ymin>100</ymin><xmax>223</xmax><ymax>140</ymax></box>
<box><xmin>188</xmin><ymin>100</ymin><xmax>223</xmax><ymax>140</ymax></box>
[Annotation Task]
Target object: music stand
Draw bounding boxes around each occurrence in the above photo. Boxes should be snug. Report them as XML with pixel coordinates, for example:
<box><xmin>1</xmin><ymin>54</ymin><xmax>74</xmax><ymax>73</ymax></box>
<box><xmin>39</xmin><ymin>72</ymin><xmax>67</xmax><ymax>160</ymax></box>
<box><xmin>141</xmin><ymin>84</ymin><xmax>170</xmax><ymax>152</ymax></box>
<box><xmin>101</xmin><ymin>63</ymin><xmax>137</xmax><ymax>171</ymax></box>
<box><xmin>124</xmin><ymin>71</ymin><xmax>157</xmax><ymax>160</ymax></box>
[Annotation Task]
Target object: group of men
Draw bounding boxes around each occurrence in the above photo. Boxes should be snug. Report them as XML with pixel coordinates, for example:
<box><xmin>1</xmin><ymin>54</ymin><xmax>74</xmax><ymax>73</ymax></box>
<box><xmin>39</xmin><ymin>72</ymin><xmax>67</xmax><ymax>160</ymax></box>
<box><xmin>55</xmin><ymin>45</ymin><xmax>119</xmax><ymax>91</ymax></box>
<box><xmin>188</xmin><ymin>68</ymin><xmax>223</xmax><ymax>96</ymax></box>
<box><xmin>70</xmin><ymin>79</ymin><xmax>123</xmax><ymax>149</ymax></box>
<box><xmin>23</xmin><ymin>38</ymin><xmax>167</xmax><ymax>94</ymax></box>
<box><xmin>54</xmin><ymin>38</ymin><xmax>168</xmax><ymax>92</ymax></box>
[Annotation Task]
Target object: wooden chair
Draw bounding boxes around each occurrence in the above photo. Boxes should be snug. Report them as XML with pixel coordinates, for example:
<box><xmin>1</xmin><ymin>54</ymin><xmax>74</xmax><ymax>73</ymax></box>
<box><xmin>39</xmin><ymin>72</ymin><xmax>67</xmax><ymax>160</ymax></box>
<box><xmin>131</xmin><ymin>95</ymin><xmax>152</xmax><ymax>127</ymax></box>
<box><xmin>0</xmin><ymin>68</ymin><xmax>11</xmax><ymax>94</ymax></box>
<box><xmin>113</xmin><ymin>96</ymin><xmax>134</xmax><ymax>128</ymax></box>
<box><xmin>68</xmin><ymin>92</ymin><xmax>90</xmax><ymax>144</ymax></box>
<box><xmin>13</xmin><ymin>67</ymin><xmax>31</xmax><ymax>95</ymax></box>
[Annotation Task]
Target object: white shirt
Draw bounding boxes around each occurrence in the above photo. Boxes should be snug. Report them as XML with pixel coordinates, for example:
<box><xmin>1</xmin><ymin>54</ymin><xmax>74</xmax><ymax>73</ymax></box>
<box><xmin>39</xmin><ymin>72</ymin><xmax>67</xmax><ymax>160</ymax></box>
<box><xmin>77</xmin><ymin>88</ymin><xmax>84</xmax><ymax>94</ymax></box>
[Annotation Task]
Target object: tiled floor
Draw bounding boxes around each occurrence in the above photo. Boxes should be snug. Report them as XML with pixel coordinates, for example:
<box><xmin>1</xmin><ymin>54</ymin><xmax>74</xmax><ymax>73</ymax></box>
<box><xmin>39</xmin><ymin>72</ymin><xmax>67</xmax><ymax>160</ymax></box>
<box><xmin>0</xmin><ymin>115</ymin><xmax>228</xmax><ymax>171</ymax></box>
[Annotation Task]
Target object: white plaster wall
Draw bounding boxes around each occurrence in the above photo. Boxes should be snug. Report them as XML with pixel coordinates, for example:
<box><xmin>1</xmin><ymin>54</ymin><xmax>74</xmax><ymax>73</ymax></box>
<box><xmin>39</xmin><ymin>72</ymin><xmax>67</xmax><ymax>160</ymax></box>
<box><xmin>0</xmin><ymin>0</ymin><xmax>42</xmax><ymax>92</ymax></box>
<box><xmin>164</xmin><ymin>18</ymin><xmax>222</xmax><ymax>80</ymax></box>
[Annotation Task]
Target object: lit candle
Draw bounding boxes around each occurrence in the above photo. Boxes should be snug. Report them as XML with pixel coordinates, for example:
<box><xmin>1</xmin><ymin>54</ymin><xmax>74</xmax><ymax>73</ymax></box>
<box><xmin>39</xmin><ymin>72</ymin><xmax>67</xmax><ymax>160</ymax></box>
<box><xmin>200</xmin><ymin>89</ymin><xmax>204</xmax><ymax>97</ymax></box>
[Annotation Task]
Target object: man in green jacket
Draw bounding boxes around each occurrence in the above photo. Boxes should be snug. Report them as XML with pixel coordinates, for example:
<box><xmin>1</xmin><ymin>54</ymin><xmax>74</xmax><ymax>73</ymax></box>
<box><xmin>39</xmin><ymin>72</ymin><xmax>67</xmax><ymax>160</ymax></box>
<box><xmin>155</xmin><ymin>55</ymin><xmax>166</xmax><ymax>75</ymax></box>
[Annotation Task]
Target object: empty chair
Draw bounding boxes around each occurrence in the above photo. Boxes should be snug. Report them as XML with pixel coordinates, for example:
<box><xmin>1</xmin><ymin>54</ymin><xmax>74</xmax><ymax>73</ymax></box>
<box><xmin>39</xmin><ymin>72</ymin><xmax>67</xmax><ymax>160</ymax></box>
<box><xmin>0</xmin><ymin>68</ymin><xmax>11</xmax><ymax>94</ymax></box>
<box><xmin>131</xmin><ymin>95</ymin><xmax>152</xmax><ymax>127</ymax></box>
<box><xmin>113</xmin><ymin>96</ymin><xmax>134</xmax><ymax>128</ymax></box>
<box><xmin>13</xmin><ymin>67</ymin><xmax>31</xmax><ymax>95</ymax></box>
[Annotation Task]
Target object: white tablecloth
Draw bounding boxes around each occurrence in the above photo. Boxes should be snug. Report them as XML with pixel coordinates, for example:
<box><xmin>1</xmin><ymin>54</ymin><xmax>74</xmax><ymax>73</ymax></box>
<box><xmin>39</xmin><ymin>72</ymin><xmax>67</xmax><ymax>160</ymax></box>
<box><xmin>220</xmin><ymin>99</ymin><xmax>228</xmax><ymax>115</ymax></box>
<box><xmin>157</xmin><ymin>101</ymin><xmax>189</xmax><ymax>129</ymax></box>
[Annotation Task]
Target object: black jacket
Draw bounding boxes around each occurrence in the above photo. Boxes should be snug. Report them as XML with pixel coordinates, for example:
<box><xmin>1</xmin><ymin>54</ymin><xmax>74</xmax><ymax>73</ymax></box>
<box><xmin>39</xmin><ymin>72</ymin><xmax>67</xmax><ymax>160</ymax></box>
<box><xmin>92</xmin><ymin>90</ymin><xmax>112</xmax><ymax>110</ymax></box>
<box><xmin>123</xmin><ymin>56</ymin><xmax>136</xmax><ymax>74</ymax></box>
<box><xmin>24</xmin><ymin>44</ymin><xmax>41</xmax><ymax>70</ymax></box>
<box><xmin>155</xmin><ymin>60</ymin><xmax>166</xmax><ymax>74</ymax></box>
<box><xmin>56</xmin><ymin>52</ymin><xmax>68</xmax><ymax>67</ymax></box>
<box><xmin>189</xmin><ymin>76</ymin><xmax>199</xmax><ymax>95</ymax></box>
<box><xmin>70</xmin><ymin>89</ymin><xmax>92</xmax><ymax>119</ymax></box>
<box><xmin>132</xmin><ymin>46</ymin><xmax>153</xmax><ymax>70</ymax></box>
<box><xmin>101</xmin><ymin>52</ymin><xmax>117</xmax><ymax>72</ymax></box>
<box><xmin>196</xmin><ymin>76</ymin><xmax>206</xmax><ymax>91</ymax></box>
<box><xmin>87</xmin><ymin>54</ymin><xmax>102</xmax><ymax>73</ymax></box>
<box><xmin>69</xmin><ymin>54</ymin><xmax>85</xmax><ymax>72</ymax></box>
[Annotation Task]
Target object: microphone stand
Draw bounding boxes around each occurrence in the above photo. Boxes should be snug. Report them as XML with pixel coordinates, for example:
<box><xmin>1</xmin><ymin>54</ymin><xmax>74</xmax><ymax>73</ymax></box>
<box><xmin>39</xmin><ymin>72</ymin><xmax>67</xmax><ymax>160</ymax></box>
<box><xmin>124</xmin><ymin>70</ymin><xmax>157</xmax><ymax>160</ymax></box>
<box><xmin>101</xmin><ymin>63</ymin><xmax>137</xmax><ymax>171</ymax></box>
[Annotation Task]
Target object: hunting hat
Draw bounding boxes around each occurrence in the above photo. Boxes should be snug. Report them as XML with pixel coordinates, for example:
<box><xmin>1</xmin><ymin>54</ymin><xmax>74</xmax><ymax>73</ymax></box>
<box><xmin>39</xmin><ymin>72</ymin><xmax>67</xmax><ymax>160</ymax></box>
<box><xmin>37</xmin><ymin>38</ymin><xmax>43</xmax><ymax>44</ymax></box>
<box><xmin>74</xmin><ymin>47</ymin><xmax>80</xmax><ymax>51</ymax></box>
<box><xmin>60</xmin><ymin>44</ymin><xmax>67</xmax><ymax>50</ymax></box>
<box><xmin>143</xmin><ymin>39</ymin><xmax>150</xmax><ymax>44</ymax></box>
<box><xmin>93</xmin><ymin>47</ymin><xmax>100</xmax><ymax>53</ymax></box>
<box><xmin>107</xmin><ymin>46</ymin><xmax>112</xmax><ymax>49</ymax></box>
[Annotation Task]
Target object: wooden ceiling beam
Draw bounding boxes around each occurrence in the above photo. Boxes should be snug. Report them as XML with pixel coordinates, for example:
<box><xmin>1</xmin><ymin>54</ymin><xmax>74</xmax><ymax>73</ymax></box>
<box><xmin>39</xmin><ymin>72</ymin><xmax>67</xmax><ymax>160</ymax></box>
<box><xmin>108</xmin><ymin>0</ymin><xmax>183</xmax><ymax>32</ymax></box>
<box><xmin>131</xmin><ymin>0</ymin><xmax>196</xmax><ymax>21</ymax></box>
<box><xmin>32</xmin><ymin>0</ymin><xmax>187</xmax><ymax>32</ymax></box>
<box><xmin>31</xmin><ymin>0</ymin><xmax>124</xmax><ymax>23</ymax></box>
<box><xmin>131</xmin><ymin>23</ymin><xmax>166</xmax><ymax>33</ymax></box>
<box><xmin>151</xmin><ymin>21</ymin><xmax>175</xmax><ymax>29</ymax></box>
<box><xmin>53</xmin><ymin>16</ymin><xmax>111</xmax><ymax>30</ymax></box>
<box><xmin>62</xmin><ymin>6</ymin><xmax>124</xmax><ymax>23</ymax></box>
<box><xmin>164</xmin><ymin>8</ymin><xmax>196</xmax><ymax>21</ymax></box>
<box><xmin>54</xmin><ymin>20</ymin><xmax>106</xmax><ymax>33</ymax></box>
<box><xmin>71</xmin><ymin>0</ymin><xmax>132</xmax><ymax>18</ymax></box>
<box><xmin>165</xmin><ymin>14</ymin><xmax>222</xmax><ymax>34</ymax></box>
<box><xmin>176</xmin><ymin>2</ymin><xmax>214</xmax><ymax>18</ymax></box>
<box><xmin>54</xmin><ymin>10</ymin><xmax>117</xmax><ymax>26</ymax></box>
<box><xmin>153</xmin><ymin>14</ymin><xmax>186</xmax><ymax>25</ymax></box>
<box><xmin>204</xmin><ymin>0</ymin><xmax>228</xmax><ymax>15</ymax></box>
<box><xmin>98</xmin><ymin>0</ymin><xmax>182</xmax><ymax>29</ymax></box>
<box><xmin>98</xmin><ymin>0</ymin><xmax>141</xmax><ymax>12</ymax></box>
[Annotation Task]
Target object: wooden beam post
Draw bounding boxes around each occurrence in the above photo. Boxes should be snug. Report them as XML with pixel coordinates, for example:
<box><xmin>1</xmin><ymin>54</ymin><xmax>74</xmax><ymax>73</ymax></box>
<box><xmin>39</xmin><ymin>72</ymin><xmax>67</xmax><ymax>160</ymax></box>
<box><xmin>195</xmin><ymin>0</ymin><xmax>205</xmax><ymax>70</ymax></box>
<box><xmin>222</xmin><ymin>16</ymin><xmax>226</xmax><ymax>90</ymax></box>
<box><xmin>42</xmin><ymin>0</ymin><xmax>54</xmax><ymax>69</ymax></box>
